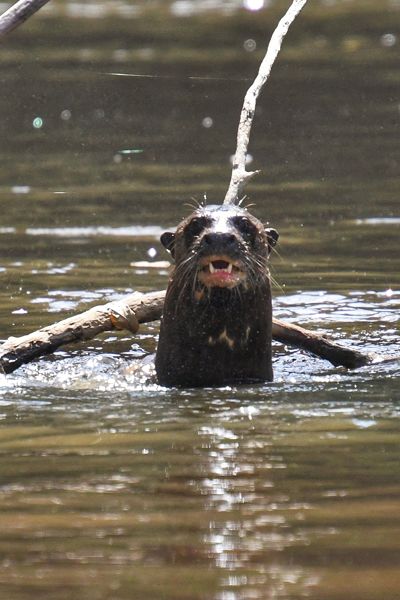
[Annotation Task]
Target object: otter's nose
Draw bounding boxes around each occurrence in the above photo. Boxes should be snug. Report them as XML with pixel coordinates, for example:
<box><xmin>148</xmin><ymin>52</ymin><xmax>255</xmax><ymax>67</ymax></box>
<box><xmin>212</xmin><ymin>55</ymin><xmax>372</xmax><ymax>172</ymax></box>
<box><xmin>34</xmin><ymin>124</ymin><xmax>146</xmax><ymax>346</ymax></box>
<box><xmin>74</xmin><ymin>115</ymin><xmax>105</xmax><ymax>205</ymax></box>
<box><xmin>202</xmin><ymin>232</ymin><xmax>237</xmax><ymax>249</ymax></box>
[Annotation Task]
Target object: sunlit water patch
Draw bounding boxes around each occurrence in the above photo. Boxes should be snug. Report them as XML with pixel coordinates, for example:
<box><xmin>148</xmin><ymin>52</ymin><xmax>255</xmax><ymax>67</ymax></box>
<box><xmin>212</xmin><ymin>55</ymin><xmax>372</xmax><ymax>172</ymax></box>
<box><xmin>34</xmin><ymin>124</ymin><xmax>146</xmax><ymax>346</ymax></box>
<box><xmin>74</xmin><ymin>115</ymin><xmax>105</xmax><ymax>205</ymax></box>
<box><xmin>355</xmin><ymin>217</ymin><xmax>400</xmax><ymax>225</ymax></box>
<box><xmin>274</xmin><ymin>289</ymin><xmax>400</xmax><ymax>327</ymax></box>
<box><xmin>0</xmin><ymin>289</ymin><xmax>398</xmax><ymax>400</ymax></box>
<box><xmin>11</xmin><ymin>226</ymin><xmax>165</xmax><ymax>238</ymax></box>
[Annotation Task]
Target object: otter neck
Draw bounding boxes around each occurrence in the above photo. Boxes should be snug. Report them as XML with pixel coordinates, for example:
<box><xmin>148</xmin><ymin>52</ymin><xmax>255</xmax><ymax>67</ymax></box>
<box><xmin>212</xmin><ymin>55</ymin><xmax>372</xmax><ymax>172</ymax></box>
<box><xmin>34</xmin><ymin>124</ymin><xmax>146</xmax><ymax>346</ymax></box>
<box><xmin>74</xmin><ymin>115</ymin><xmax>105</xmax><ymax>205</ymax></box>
<box><xmin>156</xmin><ymin>279</ymin><xmax>273</xmax><ymax>388</ymax></box>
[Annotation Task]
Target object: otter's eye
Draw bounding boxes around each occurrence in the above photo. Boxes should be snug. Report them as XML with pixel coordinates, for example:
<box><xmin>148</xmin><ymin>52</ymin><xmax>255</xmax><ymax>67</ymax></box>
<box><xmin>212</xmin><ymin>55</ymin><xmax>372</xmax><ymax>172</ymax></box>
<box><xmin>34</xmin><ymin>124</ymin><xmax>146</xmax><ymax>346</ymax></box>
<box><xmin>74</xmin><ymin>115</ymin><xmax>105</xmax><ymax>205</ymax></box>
<box><xmin>184</xmin><ymin>217</ymin><xmax>208</xmax><ymax>246</ymax></box>
<box><xmin>233</xmin><ymin>217</ymin><xmax>257</xmax><ymax>244</ymax></box>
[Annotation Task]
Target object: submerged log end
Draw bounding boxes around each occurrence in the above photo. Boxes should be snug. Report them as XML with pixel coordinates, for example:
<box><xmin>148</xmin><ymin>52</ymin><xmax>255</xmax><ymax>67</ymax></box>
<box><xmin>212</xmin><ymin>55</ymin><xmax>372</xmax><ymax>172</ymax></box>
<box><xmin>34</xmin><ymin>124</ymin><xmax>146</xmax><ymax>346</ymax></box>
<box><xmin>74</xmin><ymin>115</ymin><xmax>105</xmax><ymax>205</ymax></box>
<box><xmin>271</xmin><ymin>318</ymin><xmax>375</xmax><ymax>370</ymax></box>
<box><xmin>325</xmin><ymin>345</ymin><xmax>375</xmax><ymax>369</ymax></box>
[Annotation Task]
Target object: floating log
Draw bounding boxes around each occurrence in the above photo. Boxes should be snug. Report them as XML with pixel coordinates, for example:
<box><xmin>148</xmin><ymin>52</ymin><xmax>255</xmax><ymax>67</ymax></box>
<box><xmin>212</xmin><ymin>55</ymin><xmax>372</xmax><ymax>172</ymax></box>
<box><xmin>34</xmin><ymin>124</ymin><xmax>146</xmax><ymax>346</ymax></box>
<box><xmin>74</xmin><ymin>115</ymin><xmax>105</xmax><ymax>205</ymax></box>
<box><xmin>0</xmin><ymin>291</ymin><xmax>165</xmax><ymax>374</ymax></box>
<box><xmin>272</xmin><ymin>318</ymin><xmax>372</xmax><ymax>369</ymax></box>
<box><xmin>0</xmin><ymin>289</ymin><xmax>374</xmax><ymax>375</ymax></box>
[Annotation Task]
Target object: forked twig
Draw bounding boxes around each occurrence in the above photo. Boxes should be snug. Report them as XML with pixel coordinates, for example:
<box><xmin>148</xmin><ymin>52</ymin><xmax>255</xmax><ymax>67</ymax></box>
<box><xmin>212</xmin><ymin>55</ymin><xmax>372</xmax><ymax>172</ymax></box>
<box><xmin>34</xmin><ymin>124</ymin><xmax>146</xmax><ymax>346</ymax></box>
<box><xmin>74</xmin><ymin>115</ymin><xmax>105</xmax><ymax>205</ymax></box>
<box><xmin>224</xmin><ymin>0</ymin><xmax>308</xmax><ymax>205</ymax></box>
<box><xmin>0</xmin><ymin>0</ymin><xmax>51</xmax><ymax>37</ymax></box>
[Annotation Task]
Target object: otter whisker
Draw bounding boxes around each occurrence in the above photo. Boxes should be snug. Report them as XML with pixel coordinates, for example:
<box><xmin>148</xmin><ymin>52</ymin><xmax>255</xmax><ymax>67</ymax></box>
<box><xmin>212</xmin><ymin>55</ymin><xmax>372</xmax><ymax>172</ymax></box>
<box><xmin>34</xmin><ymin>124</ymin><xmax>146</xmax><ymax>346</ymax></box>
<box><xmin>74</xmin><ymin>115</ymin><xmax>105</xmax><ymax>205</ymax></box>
<box><xmin>174</xmin><ymin>273</ymin><xmax>196</xmax><ymax>312</ymax></box>
<box><xmin>185</xmin><ymin>197</ymin><xmax>203</xmax><ymax>211</ymax></box>
<box><xmin>243</xmin><ymin>201</ymin><xmax>256</xmax><ymax>210</ymax></box>
<box><xmin>172</xmin><ymin>252</ymin><xmax>199</xmax><ymax>313</ymax></box>
<box><xmin>241</xmin><ymin>252</ymin><xmax>267</xmax><ymax>286</ymax></box>
<box><xmin>269</xmin><ymin>273</ymin><xmax>284</xmax><ymax>294</ymax></box>
<box><xmin>269</xmin><ymin>245</ymin><xmax>282</xmax><ymax>260</ymax></box>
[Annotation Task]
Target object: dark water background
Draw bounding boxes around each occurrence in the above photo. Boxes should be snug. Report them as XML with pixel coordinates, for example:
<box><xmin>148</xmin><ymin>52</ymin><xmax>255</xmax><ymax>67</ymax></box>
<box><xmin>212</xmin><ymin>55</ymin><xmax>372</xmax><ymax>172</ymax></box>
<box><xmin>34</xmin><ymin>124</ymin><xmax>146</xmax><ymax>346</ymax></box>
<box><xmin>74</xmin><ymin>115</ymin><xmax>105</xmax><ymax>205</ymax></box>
<box><xmin>0</xmin><ymin>1</ymin><xmax>399</xmax><ymax>598</ymax></box>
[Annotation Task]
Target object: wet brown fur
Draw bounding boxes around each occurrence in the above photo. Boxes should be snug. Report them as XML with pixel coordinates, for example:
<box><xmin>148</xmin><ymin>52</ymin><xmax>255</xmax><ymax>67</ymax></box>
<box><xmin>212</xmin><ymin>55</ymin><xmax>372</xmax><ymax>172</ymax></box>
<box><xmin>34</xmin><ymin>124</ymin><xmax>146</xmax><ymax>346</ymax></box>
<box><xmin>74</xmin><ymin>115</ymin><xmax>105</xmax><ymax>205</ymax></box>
<box><xmin>155</xmin><ymin>204</ymin><xmax>278</xmax><ymax>387</ymax></box>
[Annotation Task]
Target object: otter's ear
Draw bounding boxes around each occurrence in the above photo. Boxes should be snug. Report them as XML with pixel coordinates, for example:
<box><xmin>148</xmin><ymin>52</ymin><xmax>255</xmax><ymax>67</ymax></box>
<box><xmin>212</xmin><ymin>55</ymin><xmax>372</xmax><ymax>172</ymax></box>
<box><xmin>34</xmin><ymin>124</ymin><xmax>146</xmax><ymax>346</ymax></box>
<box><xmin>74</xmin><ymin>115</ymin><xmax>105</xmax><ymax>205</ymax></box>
<box><xmin>160</xmin><ymin>231</ymin><xmax>175</xmax><ymax>259</ymax></box>
<box><xmin>265</xmin><ymin>228</ymin><xmax>279</xmax><ymax>253</ymax></box>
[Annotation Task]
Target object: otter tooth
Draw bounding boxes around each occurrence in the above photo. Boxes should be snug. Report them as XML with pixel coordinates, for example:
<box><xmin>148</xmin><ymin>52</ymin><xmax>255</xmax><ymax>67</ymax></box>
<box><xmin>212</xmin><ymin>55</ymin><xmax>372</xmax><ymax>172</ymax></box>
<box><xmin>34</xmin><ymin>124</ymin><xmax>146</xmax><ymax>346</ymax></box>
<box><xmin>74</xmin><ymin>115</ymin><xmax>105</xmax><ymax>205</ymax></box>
<box><xmin>227</xmin><ymin>263</ymin><xmax>233</xmax><ymax>273</ymax></box>
<box><xmin>209</xmin><ymin>262</ymin><xmax>215</xmax><ymax>273</ymax></box>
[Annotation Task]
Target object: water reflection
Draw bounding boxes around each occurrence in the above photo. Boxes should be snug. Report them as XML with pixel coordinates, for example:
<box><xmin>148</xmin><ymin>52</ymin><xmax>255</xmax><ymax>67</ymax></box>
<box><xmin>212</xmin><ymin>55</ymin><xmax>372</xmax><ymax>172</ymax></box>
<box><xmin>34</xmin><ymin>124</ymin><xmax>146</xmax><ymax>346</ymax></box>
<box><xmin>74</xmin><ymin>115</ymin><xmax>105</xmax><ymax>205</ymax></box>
<box><xmin>0</xmin><ymin>376</ymin><xmax>399</xmax><ymax>599</ymax></box>
<box><xmin>199</xmin><ymin>424</ymin><xmax>317</xmax><ymax>599</ymax></box>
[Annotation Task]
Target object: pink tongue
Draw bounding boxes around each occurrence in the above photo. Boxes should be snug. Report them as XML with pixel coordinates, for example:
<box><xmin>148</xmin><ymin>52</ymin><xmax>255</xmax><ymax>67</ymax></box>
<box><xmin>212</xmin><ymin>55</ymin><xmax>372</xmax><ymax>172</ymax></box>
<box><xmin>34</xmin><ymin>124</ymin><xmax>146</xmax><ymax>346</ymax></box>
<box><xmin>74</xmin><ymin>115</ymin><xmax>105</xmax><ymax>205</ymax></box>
<box><xmin>212</xmin><ymin>260</ymin><xmax>229</xmax><ymax>270</ymax></box>
<box><xmin>211</xmin><ymin>269</ymin><xmax>231</xmax><ymax>280</ymax></box>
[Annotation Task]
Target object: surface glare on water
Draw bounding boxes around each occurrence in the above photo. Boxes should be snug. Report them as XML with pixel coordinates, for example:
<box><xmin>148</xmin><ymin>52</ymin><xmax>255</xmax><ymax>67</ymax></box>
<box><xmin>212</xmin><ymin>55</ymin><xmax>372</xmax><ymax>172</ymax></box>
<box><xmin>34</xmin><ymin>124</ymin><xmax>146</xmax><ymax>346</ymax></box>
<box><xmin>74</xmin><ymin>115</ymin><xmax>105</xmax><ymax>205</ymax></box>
<box><xmin>0</xmin><ymin>1</ymin><xmax>399</xmax><ymax>599</ymax></box>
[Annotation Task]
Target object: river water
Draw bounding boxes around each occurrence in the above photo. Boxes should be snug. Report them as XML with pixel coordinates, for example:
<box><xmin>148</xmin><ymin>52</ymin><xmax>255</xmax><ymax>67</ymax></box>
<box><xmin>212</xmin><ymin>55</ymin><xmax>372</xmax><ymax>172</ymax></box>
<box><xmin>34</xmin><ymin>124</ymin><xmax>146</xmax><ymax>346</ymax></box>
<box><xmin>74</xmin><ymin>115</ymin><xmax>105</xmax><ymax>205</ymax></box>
<box><xmin>0</xmin><ymin>1</ymin><xmax>399</xmax><ymax>599</ymax></box>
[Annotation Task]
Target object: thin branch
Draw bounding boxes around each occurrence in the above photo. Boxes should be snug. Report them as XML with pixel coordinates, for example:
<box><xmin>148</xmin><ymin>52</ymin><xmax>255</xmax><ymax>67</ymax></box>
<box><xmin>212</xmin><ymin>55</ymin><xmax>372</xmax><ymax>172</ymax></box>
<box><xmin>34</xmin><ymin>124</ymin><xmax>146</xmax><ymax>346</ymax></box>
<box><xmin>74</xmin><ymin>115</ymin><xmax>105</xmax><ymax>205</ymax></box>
<box><xmin>224</xmin><ymin>0</ymin><xmax>308</xmax><ymax>205</ymax></box>
<box><xmin>0</xmin><ymin>289</ymin><xmax>374</xmax><ymax>375</ymax></box>
<box><xmin>0</xmin><ymin>0</ymin><xmax>51</xmax><ymax>37</ymax></box>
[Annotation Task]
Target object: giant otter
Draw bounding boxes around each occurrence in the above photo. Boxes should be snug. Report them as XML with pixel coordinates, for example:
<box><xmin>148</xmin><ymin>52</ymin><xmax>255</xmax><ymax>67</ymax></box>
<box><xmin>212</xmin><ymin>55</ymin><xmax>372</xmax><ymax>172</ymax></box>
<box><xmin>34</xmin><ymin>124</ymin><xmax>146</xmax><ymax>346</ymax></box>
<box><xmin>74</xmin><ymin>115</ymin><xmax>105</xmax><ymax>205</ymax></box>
<box><xmin>155</xmin><ymin>204</ymin><xmax>278</xmax><ymax>387</ymax></box>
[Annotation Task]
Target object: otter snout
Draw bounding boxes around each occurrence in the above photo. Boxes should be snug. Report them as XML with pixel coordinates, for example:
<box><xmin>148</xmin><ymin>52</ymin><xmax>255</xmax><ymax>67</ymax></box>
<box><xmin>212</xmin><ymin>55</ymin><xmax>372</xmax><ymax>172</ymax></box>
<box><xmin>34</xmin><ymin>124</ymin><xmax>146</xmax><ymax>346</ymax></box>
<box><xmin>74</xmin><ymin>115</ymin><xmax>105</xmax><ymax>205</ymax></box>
<box><xmin>200</xmin><ymin>232</ymin><xmax>239</xmax><ymax>256</ymax></box>
<box><xmin>196</xmin><ymin>231</ymin><xmax>245</xmax><ymax>289</ymax></box>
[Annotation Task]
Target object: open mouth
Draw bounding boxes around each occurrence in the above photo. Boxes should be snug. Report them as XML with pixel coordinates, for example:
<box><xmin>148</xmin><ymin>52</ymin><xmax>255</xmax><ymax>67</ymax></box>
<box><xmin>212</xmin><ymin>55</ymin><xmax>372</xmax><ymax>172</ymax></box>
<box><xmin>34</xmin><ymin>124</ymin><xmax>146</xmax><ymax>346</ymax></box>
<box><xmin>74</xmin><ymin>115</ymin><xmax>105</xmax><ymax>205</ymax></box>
<box><xmin>197</xmin><ymin>255</ymin><xmax>245</xmax><ymax>288</ymax></box>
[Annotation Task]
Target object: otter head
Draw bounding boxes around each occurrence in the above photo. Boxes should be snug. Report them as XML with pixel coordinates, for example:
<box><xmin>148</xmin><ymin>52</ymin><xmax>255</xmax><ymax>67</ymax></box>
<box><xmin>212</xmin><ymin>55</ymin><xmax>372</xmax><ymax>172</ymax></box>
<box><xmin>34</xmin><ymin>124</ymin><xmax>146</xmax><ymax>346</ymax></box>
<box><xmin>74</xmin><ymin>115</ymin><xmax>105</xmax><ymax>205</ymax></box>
<box><xmin>155</xmin><ymin>204</ymin><xmax>279</xmax><ymax>387</ymax></box>
<box><xmin>160</xmin><ymin>204</ymin><xmax>278</xmax><ymax>295</ymax></box>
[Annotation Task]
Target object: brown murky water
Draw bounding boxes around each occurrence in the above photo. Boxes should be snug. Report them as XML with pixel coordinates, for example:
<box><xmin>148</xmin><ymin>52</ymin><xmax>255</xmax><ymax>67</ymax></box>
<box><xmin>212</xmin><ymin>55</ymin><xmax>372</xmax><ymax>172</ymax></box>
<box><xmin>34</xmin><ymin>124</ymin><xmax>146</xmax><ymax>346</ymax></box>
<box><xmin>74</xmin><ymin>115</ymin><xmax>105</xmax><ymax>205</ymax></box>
<box><xmin>0</xmin><ymin>1</ymin><xmax>399</xmax><ymax>599</ymax></box>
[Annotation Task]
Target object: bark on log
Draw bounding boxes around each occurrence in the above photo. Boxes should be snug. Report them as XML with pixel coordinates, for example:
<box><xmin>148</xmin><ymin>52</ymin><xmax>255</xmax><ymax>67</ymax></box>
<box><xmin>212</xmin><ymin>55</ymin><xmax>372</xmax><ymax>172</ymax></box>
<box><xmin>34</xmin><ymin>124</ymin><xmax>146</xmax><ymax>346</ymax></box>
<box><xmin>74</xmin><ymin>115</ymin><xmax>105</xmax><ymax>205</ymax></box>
<box><xmin>272</xmin><ymin>318</ymin><xmax>371</xmax><ymax>369</ymax></box>
<box><xmin>0</xmin><ymin>289</ymin><xmax>374</xmax><ymax>375</ymax></box>
<box><xmin>0</xmin><ymin>0</ymin><xmax>51</xmax><ymax>37</ymax></box>
<box><xmin>0</xmin><ymin>291</ymin><xmax>165</xmax><ymax>374</ymax></box>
